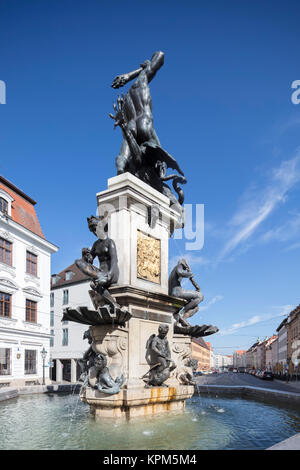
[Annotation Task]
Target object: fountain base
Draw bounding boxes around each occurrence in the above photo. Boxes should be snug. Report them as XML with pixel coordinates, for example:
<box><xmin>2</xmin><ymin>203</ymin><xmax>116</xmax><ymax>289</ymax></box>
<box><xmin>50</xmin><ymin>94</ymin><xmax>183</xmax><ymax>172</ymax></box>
<box><xmin>81</xmin><ymin>384</ymin><xmax>194</xmax><ymax>419</ymax></box>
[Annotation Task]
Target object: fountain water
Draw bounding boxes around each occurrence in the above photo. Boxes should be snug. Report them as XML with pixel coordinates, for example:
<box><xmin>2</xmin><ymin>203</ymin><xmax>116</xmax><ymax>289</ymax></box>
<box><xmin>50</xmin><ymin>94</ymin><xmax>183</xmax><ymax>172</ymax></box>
<box><xmin>0</xmin><ymin>392</ymin><xmax>299</xmax><ymax>450</ymax></box>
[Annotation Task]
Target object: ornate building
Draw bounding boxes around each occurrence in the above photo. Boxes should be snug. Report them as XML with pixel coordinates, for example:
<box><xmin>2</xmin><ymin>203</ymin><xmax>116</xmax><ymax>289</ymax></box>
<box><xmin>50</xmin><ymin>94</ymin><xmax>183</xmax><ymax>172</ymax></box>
<box><xmin>0</xmin><ymin>175</ymin><xmax>57</xmax><ymax>387</ymax></box>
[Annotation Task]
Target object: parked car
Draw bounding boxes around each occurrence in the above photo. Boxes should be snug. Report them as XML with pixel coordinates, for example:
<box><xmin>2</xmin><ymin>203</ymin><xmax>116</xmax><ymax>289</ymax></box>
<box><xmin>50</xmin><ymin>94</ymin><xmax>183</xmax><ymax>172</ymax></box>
<box><xmin>232</xmin><ymin>368</ymin><xmax>238</xmax><ymax>373</ymax></box>
<box><xmin>261</xmin><ymin>371</ymin><xmax>273</xmax><ymax>380</ymax></box>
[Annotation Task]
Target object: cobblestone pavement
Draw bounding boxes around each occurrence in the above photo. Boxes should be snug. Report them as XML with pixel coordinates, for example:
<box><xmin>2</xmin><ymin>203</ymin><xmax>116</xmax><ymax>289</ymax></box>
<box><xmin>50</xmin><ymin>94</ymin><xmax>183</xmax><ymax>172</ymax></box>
<box><xmin>195</xmin><ymin>372</ymin><xmax>300</xmax><ymax>394</ymax></box>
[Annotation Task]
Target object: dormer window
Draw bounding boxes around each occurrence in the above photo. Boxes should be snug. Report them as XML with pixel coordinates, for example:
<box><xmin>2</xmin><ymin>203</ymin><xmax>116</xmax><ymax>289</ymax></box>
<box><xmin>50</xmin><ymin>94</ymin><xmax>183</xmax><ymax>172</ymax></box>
<box><xmin>65</xmin><ymin>271</ymin><xmax>75</xmax><ymax>281</ymax></box>
<box><xmin>0</xmin><ymin>190</ymin><xmax>13</xmax><ymax>217</ymax></box>
<box><xmin>0</xmin><ymin>197</ymin><xmax>8</xmax><ymax>215</ymax></box>
<box><xmin>51</xmin><ymin>274</ymin><xmax>61</xmax><ymax>286</ymax></box>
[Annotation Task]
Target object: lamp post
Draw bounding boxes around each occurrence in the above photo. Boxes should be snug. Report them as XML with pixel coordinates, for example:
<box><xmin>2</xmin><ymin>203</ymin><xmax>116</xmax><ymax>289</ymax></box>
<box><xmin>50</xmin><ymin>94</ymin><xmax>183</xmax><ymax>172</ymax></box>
<box><xmin>41</xmin><ymin>347</ymin><xmax>47</xmax><ymax>385</ymax></box>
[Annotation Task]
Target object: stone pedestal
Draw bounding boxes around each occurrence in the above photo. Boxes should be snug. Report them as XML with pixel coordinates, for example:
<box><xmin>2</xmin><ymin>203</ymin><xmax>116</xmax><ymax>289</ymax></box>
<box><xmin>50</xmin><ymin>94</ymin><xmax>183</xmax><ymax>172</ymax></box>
<box><xmin>80</xmin><ymin>173</ymin><xmax>194</xmax><ymax>419</ymax></box>
<box><xmin>82</xmin><ymin>384</ymin><xmax>194</xmax><ymax>419</ymax></box>
<box><xmin>96</xmin><ymin>172</ymin><xmax>181</xmax><ymax>294</ymax></box>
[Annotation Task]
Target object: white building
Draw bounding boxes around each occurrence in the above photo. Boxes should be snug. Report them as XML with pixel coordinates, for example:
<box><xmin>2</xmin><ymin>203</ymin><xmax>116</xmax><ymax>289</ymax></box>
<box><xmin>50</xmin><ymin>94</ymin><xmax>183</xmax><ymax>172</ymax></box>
<box><xmin>212</xmin><ymin>353</ymin><xmax>232</xmax><ymax>370</ymax></box>
<box><xmin>0</xmin><ymin>176</ymin><xmax>58</xmax><ymax>387</ymax></box>
<box><xmin>50</xmin><ymin>263</ymin><xmax>92</xmax><ymax>383</ymax></box>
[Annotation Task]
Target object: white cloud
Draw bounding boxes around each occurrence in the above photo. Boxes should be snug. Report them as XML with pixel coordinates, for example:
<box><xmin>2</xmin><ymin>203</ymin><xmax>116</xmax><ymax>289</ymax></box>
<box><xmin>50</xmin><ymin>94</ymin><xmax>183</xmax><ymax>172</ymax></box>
<box><xmin>285</xmin><ymin>241</ymin><xmax>300</xmax><ymax>252</ymax></box>
<box><xmin>217</xmin><ymin>152</ymin><xmax>300</xmax><ymax>262</ymax></box>
<box><xmin>218</xmin><ymin>305</ymin><xmax>293</xmax><ymax>336</ymax></box>
<box><xmin>261</xmin><ymin>211</ymin><xmax>300</xmax><ymax>243</ymax></box>
<box><xmin>169</xmin><ymin>253</ymin><xmax>211</xmax><ymax>272</ymax></box>
<box><xmin>198</xmin><ymin>294</ymin><xmax>223</xmax><ymax>312</ymax></box>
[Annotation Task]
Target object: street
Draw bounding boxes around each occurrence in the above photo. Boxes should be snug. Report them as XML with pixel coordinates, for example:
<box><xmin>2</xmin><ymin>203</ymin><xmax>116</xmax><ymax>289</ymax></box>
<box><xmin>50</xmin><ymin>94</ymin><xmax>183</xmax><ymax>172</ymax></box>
<box><xmin>196</xmin><ymin>372</ymin><xmax>300</xmax><ymax>394</ymax></box>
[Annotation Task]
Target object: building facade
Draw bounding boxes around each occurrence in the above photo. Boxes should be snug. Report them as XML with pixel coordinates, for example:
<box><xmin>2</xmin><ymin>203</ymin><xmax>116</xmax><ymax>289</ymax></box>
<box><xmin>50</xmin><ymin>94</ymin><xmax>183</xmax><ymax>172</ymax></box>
<box><xmin>265</xmin><ymin>335</ymin><xmax>277</xmax><ymax>371</ymax></box>
<box><xmin>50</xmin><ymin>263</ymin><xmax>92</xmax><ymax>382</ymax></box>
<box><xmin>256</xmin><ymin>339</ymin><xmax>268</xmax><ymax>370</ymax></box>
<box><xmin>277</xmin><ymin>318</ymin><xmax>288</xmax><ymax>372</ymax></box>
<box><xmin>212</xmin><ymin>353</ymin><xmax>232</xmax><ymax>371</ymax></box>
<box><xmin>271</xmin><ymin>336</ymin><xmax>278</xmax><ymax>372</ymax></box>
<box><xmin>191</xmin><ymin>337</ymin><xmax>211</xmax><ymax>371</ymax></box>
<box><xmin>0</xmin><ymin>176</ymin><xmax>57</xmax><ymax>387</ymax></box>
<box><xmin>287</xmin><ymin>305</ymin><xmax>300</xmax><ymax>374</ymax></box>
<box><xmin>233</xmin><ymin>350</ymin><xmax>246</xmax><ymax>369</ymax></box>
<box><xmin>246</xmin><ymin>340</ymin><xmax>260</xmax><ymax>370</ymax></box>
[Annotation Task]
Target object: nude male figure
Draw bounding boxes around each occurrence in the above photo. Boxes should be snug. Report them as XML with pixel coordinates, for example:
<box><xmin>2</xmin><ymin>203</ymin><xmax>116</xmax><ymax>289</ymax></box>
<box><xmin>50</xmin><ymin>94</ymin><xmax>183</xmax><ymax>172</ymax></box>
<box><xmin>110</xmin><ymin>51</ymin><xmax>183</xmax><ymax>179</ymax></box>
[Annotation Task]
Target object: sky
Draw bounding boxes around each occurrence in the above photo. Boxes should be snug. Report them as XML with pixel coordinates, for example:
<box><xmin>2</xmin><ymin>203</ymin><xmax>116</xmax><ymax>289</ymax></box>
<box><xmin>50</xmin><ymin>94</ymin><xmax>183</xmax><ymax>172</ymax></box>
<box><xmin>1</xmin><ymin>0</ymin><xmax>300</xmax><ymax>355</ymax></box>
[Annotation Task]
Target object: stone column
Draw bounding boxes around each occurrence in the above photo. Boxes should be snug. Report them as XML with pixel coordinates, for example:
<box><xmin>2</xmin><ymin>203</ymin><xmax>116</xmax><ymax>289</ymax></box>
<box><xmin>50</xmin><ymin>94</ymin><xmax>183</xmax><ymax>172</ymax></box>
<box><xmin>96</xmin><ymin>172</ymin><xmax>180</xmax><ymax>295</ymax></box>
<box><xmin>56</xmin><ymin>359</ymin><xmax>62</xmax><ymax>383</ymax></box>
<box><xmin>71</xmin><ymin>359</ymin><xmax>77</xmax><ymax>383</ymax></box>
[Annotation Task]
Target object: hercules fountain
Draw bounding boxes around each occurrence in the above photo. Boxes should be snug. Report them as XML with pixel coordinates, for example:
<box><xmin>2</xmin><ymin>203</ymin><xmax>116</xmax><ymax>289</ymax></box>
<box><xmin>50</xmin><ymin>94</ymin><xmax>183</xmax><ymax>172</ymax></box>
<box><xmin>62</xmin><ymin>51</ymin><xmax>219</xmax><ymax>419</ymax></box>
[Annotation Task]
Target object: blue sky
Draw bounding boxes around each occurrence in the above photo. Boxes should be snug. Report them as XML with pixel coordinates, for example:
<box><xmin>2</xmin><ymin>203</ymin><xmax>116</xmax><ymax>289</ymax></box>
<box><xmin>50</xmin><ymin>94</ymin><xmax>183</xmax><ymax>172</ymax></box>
<box><xmin>1</xmin><ymin>0</ymin><xmax>300</xmax><ymax>354</ymax></box>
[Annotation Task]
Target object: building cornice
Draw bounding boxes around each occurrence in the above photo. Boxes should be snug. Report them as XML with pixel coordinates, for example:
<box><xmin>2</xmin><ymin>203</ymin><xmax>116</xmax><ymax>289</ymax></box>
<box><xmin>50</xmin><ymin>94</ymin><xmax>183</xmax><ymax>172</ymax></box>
<box><xmin>0</xmin><ymin>326</ymin><xmax>51</xmax><ymax>339</ymax></box>
<box><xmin>51</xmin><ymin>278</ymin><xmax>91</xmax><ymax>290</ymax></box>
<box><xmin>0</xmin><ymin>175</ymin><xmax>37</xmax><ymax>205</ymax></box>
<box><xmin>0</xmin><ymin>217</ymin><xmax>58</xmax><ymax>253</ymax></box>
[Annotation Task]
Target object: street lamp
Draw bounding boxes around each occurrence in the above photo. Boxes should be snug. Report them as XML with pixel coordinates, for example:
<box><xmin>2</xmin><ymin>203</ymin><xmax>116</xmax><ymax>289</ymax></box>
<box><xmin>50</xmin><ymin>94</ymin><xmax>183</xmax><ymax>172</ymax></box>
<box><xmin>41</xmin><ymin>347</ymin><xmax>47</xmax><ymax>385</ymax></box>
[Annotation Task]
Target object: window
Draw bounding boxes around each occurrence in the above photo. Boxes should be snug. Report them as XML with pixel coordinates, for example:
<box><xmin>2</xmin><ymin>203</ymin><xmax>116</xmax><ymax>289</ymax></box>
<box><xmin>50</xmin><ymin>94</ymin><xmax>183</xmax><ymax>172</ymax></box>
<box><xmin>65</xmin><ymin>271</ymin><xmax>75</xmax><ymax>281</ymax></box>
<box><xmin>50</xmin><ymin>310</ymin><xmax>54</xmax><ymax>327</ymax></box>
<box><xmin>25</xmin><ymin>350</ymin><xmax>37</xmax><ymax>374</ymax></box>
<box><xmin>0</xmin><ymin>197</ymin><xmax>8</xmax><ymax>215</ymax></box>
<box><xmin>50</xmin><ymin>330</ymin><xmax>54</xmax><ymax>348</ymax></box>
<box><xmin>0</xmin><ymin>292</ymin><xmax>11</xmax><ymax>318</ymax></box>
<box><xmin>0</xmin><ymin>237</ymin><xmax>12</xmax><ymax>265</ymax></box>
<box><xmin>0</xmin><ymin>348</ymin><xmax>11</xmax><ymax>375</ymax></box>
<box><xmin>25</xmin><ymin>299</ymin><xmax>37</xmax><ymax>323</ymax></box>
<box><xmin>26</xmin><ymin>251</ymin><xmax>37</xmax><ymax>276</ymax></box>
<box><xmin>63</xmin><ymin>289</ymin><xmax>69</xmax><ymax>305</ymax></box>
<box><xmin>62</xmin><ymin>328</ymin><xmax>68</xmax><ymax>346</ymax></box>
<box><xmin>50</xmin><ymin>292</ymin><xmax>54</xmax><ymax>308</ymax></box>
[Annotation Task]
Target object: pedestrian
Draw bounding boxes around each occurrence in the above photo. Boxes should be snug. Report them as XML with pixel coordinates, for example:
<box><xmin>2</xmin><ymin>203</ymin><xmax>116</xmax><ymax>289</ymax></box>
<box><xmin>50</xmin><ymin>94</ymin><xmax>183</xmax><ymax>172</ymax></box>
<box><xmin>285</xmin><ymin>367</ymin><xmax>289</xmax><ymax>383</ymax></box>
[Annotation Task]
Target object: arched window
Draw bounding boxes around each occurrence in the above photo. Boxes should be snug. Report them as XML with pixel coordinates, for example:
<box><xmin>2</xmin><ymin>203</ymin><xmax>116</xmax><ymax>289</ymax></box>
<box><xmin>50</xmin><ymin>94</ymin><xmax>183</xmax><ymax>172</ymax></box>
<box><xmin>0</xmin><ymin>197</ymin><xmax>8</xmax><ymax>215</ymax></box>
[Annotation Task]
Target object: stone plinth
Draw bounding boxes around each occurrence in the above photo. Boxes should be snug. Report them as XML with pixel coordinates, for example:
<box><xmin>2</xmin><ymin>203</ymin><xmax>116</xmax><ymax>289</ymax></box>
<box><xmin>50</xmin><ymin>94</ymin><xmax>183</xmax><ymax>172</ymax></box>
<box><xmin>79</xmin><ymin>287</ymin><xmax>193</xmax><ymax>419</ymax></box>
<box><xmin>81</xmin><ymin>384</ymin><xmax>194</xmax><ymax>419</ymax></box>
<box><xmin>107</xmin><ymin>285</ymin><xmax>185</xmax><ymax>389</ymax></box>
<box><xmin>96</xmin><ymin>172</ymin><xmax>182</xmax><ymax>295</ymax></box>
<box><xmin>79</xmin><ymin>174</ymin><xmax>194</xmax><ymax>419</ymax></box>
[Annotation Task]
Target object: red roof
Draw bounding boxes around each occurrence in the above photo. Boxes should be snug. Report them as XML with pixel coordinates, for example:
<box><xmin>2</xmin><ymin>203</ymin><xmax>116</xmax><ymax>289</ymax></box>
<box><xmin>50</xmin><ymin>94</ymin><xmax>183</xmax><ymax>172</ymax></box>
<box><xmin>51</xmin><ymin>262</ymin><xmax>90</xmax><ymax>289</ymax></box>
<box><xmin>192</xmin><ymin>337</ymin><xmax>210</xmax><ymax>350</ymax></box>
<box><xmin>0</xmin><ymin>176</ymin><xmax>45</xmax><ymax>239</ymax></box>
